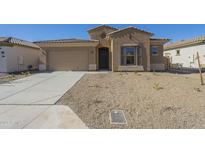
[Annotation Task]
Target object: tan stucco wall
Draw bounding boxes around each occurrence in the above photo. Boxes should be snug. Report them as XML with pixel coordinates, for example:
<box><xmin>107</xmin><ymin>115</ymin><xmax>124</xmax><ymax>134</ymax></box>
<box><xmin>34</xmin><ymin>27</ymin><xmax>166</xmax><ymax>72</ymax></box>
<box><xmin>150</xmin><ymin>43</ymin><xmax>164</xmax><ymax>64</ymax></box>
<box><xmin>41</xmin><ymin>46</ymin><xmax>96</xmax><ymax>71</ymax></box>
<box><xmin>110</xmin><ymin>31</ymin><xmax>151</xmax><ymax>71</ymax></box>
<box><xmin>89</xmin><ymin>27</ymin><xmax>115</xmax><ymax>42</ymax></box>
<box><xmin>4</xmin><ymin>46</ymin><xmax>41</xmax><ymax>72</ymax></box>
<box><xmin>150</xmin><ymin>41</ymin><xmax>165</xmax><ymax>71</ymax></box>
<box><xmin>89</xmin><ymin>28</ymin><xmax>113</xmax><ymax>70</ymax></box>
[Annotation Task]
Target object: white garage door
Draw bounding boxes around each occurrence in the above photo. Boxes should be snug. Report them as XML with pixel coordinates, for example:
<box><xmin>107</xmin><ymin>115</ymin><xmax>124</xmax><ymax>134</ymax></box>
<box><xmin>48</xmin><ymin>49</ymin><xmax>89</xmax><ymax>71</ymax></box>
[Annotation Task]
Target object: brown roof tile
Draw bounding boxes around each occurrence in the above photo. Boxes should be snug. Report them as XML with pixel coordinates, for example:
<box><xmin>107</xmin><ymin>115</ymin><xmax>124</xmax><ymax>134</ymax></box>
<box><xmin>107</xmin><ymin>26</ymin><xmax>153</xmax><ymax>37</ymax></box>
<box><xmin>87</xmin><ymin>25</ymin><xmax>118</xmax><ymax>33</ymax></box>
<box><xmin>34</xmin><ymin>38</ymin><xmax>99</xmax><ymax>44</ymax></box>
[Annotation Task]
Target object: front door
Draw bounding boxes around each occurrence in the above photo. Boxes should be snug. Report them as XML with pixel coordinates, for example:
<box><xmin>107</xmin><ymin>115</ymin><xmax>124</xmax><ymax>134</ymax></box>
<box><xmin>99</xmin><ymin>47</ymin><xmax>109</xmax><ymax>70</ymax></box>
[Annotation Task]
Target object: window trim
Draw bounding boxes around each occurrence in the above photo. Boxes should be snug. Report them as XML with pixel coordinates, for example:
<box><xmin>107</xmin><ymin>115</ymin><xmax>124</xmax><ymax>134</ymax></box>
<box><xmin>121</xmin><ymin>46</ymin><xmax>138</xmax><ymax>66</ymax></box>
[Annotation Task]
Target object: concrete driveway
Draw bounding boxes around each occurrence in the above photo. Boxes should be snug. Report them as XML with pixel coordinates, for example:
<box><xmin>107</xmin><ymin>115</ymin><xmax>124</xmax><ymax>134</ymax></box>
<box><xmin>0</xmin><ymin>71</ymin><xmax>87</xmax><ymax>129</ymax></box>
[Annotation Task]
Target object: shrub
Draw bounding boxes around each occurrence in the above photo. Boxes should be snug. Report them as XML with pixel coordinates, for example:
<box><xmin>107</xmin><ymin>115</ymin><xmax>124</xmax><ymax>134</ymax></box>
<box><xmin>153</xmin><ymin>83</ymin><xmax>163</xmax><ymax>90</ymax></box>
<box><xmin>194</xmin><ymin>87</ymin><xmax>202</xmax><ymax>92</ymax></box>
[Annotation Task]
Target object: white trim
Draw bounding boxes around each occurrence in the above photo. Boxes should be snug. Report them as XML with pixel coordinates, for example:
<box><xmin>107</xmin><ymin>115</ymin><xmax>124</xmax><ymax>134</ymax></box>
<box><xmin>118</xmin><ymin>65</ymin><xmax>144</xmax><ymax>71</ymax></box>
<box><xmin>122</xmin><ymin>44</ymin><xmax>139</xmax><ymax>46</ymax></box>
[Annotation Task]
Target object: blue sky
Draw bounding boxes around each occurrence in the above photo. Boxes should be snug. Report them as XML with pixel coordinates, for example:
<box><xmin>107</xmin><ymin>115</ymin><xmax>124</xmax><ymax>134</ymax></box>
<box><xmin>0</xmin><ymin>24</ymin><xmax>205</xmax><ymax>42</ymax></box>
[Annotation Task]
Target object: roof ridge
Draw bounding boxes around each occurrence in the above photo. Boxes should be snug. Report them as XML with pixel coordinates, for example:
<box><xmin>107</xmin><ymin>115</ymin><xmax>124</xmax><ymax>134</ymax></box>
<box><xmin>107</xmin><ymin>26</ymin><xmax>153</xmax><ymax>36</ymax></box>
<box><xmin>87</xmin><ymin>25</ymin><xmax>118</xmax><ymax>32</ymax></box>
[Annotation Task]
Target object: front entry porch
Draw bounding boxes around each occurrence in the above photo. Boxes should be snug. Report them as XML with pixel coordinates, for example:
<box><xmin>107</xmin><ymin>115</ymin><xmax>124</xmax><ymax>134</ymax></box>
<box><xmin>98</xmin><ymin>47</ymin><xmax>109</xmax><ymax>70</ymax></box>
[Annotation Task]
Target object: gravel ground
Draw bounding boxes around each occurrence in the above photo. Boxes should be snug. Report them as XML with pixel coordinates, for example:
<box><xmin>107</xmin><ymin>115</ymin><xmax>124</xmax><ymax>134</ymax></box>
<box><xmin>58</xmin><ymin>72</ymin><xmax>205</xmax><ymax>129</ymax></box>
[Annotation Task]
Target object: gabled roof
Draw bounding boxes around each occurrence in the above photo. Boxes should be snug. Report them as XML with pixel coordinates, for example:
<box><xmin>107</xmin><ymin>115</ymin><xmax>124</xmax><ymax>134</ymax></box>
<box><xmin>107</xmin><ymin>26</ymin><xmax>153</xmax><ymax>37</ymax></box>
<box><xmin>0</xmin><ymin>37</ymin><xmax>40</xmax><ymax>49</ymax></box>
<box><xmin>164</xmin><ymin>35</ymin><xmax>205</xmax><ymax>50</ymax></box>
<box><xmin>34</xmin><ymin>38</ymin><xmax>99</xmax><ymax>44</ymax></box>
<box><xmin>87</xmin><ymin>25</ymin><xmax>118</xmax><ymax>33</ymax></box>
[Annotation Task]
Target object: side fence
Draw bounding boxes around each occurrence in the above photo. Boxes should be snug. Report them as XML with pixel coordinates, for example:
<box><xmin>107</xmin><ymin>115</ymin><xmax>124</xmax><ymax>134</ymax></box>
<box><xmin>163</xmin><ymin>57</ymin><xmax>205</xmax><ymax>74</ymax></box>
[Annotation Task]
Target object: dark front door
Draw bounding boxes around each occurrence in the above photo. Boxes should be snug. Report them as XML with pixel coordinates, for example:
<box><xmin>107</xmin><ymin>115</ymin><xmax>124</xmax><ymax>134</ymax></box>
<box><xmin>99</xmin><ymin>48</ymin><xmax>109</xmax><ymax>70</ymax></box>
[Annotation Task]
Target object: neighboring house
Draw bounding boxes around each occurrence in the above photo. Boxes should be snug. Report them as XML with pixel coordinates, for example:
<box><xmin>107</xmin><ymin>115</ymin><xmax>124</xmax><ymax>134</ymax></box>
<box><xmin>35</xmin><ymin>25</ymin><xmax>169</xmax><ymax>72</ymax></box>
<box><xmin>0</xmin><ymin>37</ymin><xmax>46</xmax><ymax>73</ymax></box>
<box><xmin>164</xmin><ymin>36</ymin><xmax>205</xmax><ymax>69</ymax></box>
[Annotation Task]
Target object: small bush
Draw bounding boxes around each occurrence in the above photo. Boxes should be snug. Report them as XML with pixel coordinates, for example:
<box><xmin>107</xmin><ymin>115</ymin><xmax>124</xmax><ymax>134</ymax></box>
<box><xmin>21</xmin><ymin>72</ymin><xmax>25</xmax><ymax>75</ymax></box>
<box><xmin>153</xmin><ymin>83</ymin><xmax>163</xmax><ymax>90</ymax></box>
<box><xmin>20</xmin><ymin>71</ymin><xmax>31</xmax><ymax>76</ymax></box>
<box><xmin>8</xmin><ymin>74</ymin><xmax>16</xmax><ymax>80</ymax></box>
<box><xmin>194</xmin><ymin>87</ymin><xmax>202</xmax><ymax>92</ymax></box>
<box><xmin>26</xmin><ymin>71</ymin><xmax>31</xmax><ymax>76</ymax></box>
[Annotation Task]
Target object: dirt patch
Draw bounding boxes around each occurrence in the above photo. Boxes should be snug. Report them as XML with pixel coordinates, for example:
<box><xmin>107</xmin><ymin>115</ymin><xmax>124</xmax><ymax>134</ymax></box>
<box><xmin>58</xmin><ymin>72</ymin><xmax>205</xmax><ymax>129</ymax></box>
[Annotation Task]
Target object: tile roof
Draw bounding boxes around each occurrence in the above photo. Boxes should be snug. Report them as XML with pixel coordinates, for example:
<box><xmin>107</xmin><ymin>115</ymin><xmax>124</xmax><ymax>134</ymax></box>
<box><xmin>107</xmin><ymin>26</ymin><xmax>153</xmax><ymax>36</ymax></box>
<box><xmin>87</xmin><ymin>25</ymin><xmax>118</xmax><ymax>33</ymax></box>
<box><xmin>0</xmin><ymin>37</ymin><xmax>40</xmax><ymax>49</ymax></box>
<box><xmin>34</xmin><ymin>38</ymin><xmax>99</xmax><ymax>44</ymax></box>
<box><xmin>164</xmin><ymin>35</ymin><xmax>205</xmax><ymax>50</ymax></box>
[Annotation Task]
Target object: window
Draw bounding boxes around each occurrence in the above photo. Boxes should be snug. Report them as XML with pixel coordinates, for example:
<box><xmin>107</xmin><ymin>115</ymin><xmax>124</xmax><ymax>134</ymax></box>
<box><xmin>176</xmin><ymin>50</ymin><xmax>180</xmax><ymax>56</ymax></box>
<box><xmin>151</xmin><ymin>46</ymin><xmax>159</xmax><ymax>56</ymax></box>
<box><xmin>121</xmin><ymin>46</ymin><xmax>137</xmax><ymax>65</ymax></box>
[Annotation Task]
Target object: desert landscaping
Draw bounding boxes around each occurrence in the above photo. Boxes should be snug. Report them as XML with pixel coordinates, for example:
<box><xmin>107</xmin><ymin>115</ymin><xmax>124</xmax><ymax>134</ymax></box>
<box><xmin>0</xmin><ymin>72</ymin><xmax>32</xmax><ymax>84</ymax></box>
<box><xmin>58</xmin><ymin>72</ymin><xmax>205</xmax><ymax>129</ymax></box>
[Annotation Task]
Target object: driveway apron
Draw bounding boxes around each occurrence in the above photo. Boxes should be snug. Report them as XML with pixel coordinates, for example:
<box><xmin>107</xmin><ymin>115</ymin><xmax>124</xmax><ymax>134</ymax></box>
<box><xmin>0</xmin><ymin>71</ymin><xmax>87</xmax><ymax>129</ymax></box>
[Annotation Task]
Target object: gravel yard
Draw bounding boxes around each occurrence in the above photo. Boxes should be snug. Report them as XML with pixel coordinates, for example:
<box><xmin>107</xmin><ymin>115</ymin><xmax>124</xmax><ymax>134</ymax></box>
<box><xmin>58</xmin><ymin>72</ymin><xmax>205</xmax><ymax>129</ymax></box>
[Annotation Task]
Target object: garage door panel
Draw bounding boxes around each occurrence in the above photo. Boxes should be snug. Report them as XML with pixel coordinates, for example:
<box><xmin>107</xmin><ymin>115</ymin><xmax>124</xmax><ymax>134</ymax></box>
<box><xmin>48</xmin><ymin>49</ymin><xmax>89</xmax><ymax>71</ymax></box>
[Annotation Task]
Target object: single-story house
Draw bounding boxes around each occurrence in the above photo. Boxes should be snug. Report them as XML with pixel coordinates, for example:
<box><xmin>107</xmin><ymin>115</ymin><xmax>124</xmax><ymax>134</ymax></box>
<box><xmin>35</xmin><ymin>25</ymin><xmax>169</xmax><ymax>72</ymax></box>
<box><xmin>164</xmin><ymin>36</ymin><xmax>205</xmax><ymax>69</ymax></box>
<box><xmin>0</xmin><ymin>37</ymin><xmax>46</xmax><ymax>73</ymax></box>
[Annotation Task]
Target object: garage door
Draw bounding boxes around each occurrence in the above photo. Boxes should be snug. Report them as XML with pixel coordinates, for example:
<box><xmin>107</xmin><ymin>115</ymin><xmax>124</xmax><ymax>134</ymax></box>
<box><xmin>48</xmin><ymin>49</ymin><xmax>89</xmax><ymax>71</ymax></box>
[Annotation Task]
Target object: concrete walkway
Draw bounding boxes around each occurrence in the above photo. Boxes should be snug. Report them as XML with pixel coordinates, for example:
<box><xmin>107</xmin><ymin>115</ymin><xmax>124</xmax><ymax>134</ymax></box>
<box><xmin>0</xmin><ymin>71</ymin><xmax>87</xmax><ymax>129</ymax></box>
